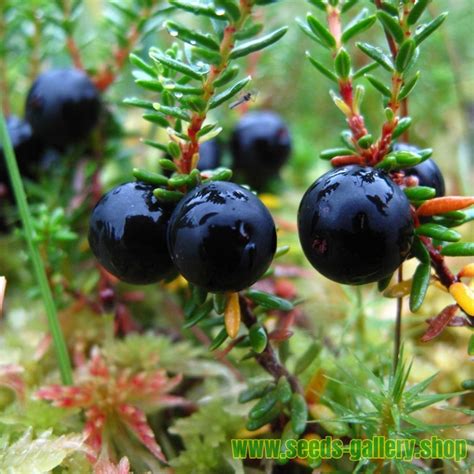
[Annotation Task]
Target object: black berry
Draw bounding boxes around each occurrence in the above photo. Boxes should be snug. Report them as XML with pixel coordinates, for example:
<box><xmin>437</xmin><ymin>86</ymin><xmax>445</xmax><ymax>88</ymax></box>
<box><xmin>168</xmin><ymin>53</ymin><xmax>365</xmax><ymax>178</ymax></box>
<box><xmin>0</xmin><ymin>116</ymin><xmax>43</xmax><ymax>186</ymax></box>
<box><xmin>393</xmin><ymin>143</ymin><xmax>445</xmax><ymax>197</ymax></box>
<box><xmin>25</xmin><ymin>68</ymin><xmax>101</xmax><ymax>148</ymax></box>
<box><xmin>298</xmin><ymin>166</ymin><xmax>414</xmax><ymax>285</ymax></box>
<box><xmin>167</xmin><ymin>181</ymin><xmax>277</xmax><ymax>292</ymax></box>
<box><xmin>230</xmin><ymin>110</ymin><xmax>291</xmax><ymax>190</ymax></box>
<box><xmin>88</xmin><ymin>182</ymin><xmax>175</xmax><ymax>285</ymax></box>
<box><xmin>197</xmin><ymin>139</ymin><xmax>222</xmax><ymax>171</ymax></box>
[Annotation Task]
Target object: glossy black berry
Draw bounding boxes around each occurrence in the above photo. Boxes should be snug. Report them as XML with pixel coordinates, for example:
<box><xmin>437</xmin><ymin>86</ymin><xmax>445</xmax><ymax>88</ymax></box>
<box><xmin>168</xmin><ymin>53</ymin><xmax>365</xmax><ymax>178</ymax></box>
<box><xmin>25</xmin><ymin>68</ymin><xmax>101</xmax><ymax>148</ymax></box>
<box><xmin>167</xmin><ymin>181</ymin><xmax>277</xmax><ymax>292</ymax></box>
<box><xmin>197</xmin><ymin>139</ymin><xmax>222</xmax><ymax>171</ymax></box>
<box><xmin>393</xmin><ymin>143</ymin><xmax>445</xmax><ymax>197</ymax></box>
<box><xmin>298</xmin><ymin>166</ymin><xmax>414</xmax><ymax>285</ymax></box>
<box><xmin>230</xmin><ymin>110</ymin><xmax>291</xmax><ymax>190</ymax></box>
<box><xmin>88</xmin><ymin>182</ymin><xmax>175</xmax><ymax>285</ymax></box>
<box><xmin>0</xmin><ymin>116</ymin><xmax>43</xmax><ymax>186</ymax></box>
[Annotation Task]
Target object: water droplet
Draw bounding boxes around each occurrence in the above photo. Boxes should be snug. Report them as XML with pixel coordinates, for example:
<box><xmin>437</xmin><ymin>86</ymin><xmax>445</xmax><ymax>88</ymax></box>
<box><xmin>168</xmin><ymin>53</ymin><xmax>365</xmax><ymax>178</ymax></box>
<box><xmin>190</xmin><ymin>39</ymin><xmax>196</xmax><ymax>45</ymax></box>
<box><xmin>175</xmin><ymin>92</ymin><xmax>183</xmax><ymax>99</ymax></box>
<box><xmin>169</xmin><ymin>29</ymin><xmax>178</xmax><ymax>37</ymax></box>
<box><xmin>216</xmin><ymin>8</ymin><xmax>226</xmax><ymax>16</ymax></box>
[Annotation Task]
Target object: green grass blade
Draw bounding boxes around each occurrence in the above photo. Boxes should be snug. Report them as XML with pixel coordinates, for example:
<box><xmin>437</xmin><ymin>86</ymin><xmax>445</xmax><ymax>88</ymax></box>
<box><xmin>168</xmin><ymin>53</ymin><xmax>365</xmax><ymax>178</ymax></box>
<box><xmin>0</xmin><ymin>112</ymin><xmax>73</xmax><ymax>385</ymax></box>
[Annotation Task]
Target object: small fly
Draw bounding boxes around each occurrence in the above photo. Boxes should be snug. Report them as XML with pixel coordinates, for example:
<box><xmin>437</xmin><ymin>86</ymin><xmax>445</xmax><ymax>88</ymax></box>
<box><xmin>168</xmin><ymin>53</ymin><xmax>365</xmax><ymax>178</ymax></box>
<box><xmin>229</xmin><ymin>89</ymin><xmax>258</xmax><ymax>109</ymax></box>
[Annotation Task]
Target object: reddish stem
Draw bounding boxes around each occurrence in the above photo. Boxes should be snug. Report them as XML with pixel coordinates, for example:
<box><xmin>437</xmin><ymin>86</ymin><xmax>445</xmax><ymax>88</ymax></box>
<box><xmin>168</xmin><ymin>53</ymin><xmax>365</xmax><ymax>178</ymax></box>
<box><xmin>239</xmin><ymin>295</ymin><xmax>303</xmax><ymax>394</ymax></box>
<box><xmin>419</xmin><ymin>236</ymin><xmax>458</xmax><ymax>288</ymax></box>
<box><xmin>93</xmin><ymin>24</ymin><xmax>141</xmax><ymax>92</ymax></box>
<box><xmin>178</xmin><ymin>24</ymin><xmax>238</xmax><ymax>174</ymax></box>
<box><xmin>66</xmin><ymin>37</ymin><xmax>84</xmax><ymax>70</ymax></box>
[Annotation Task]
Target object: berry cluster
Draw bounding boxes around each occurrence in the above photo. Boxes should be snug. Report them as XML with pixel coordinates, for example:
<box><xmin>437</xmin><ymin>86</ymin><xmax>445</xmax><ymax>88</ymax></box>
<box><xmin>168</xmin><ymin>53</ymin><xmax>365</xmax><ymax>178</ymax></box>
<box><xmin>89</xmin><ymin>179</ymin><xmax>276</xmax><ymax>292</ymax></box>
<box><xmin>90</xmin><ymin>122</ymin><xmax>446</xmax><ymax>292</ymax></box>
<box><xmin>0</xmin><ymin>68</ymin><xmax>101</xmax><ymax>200</ymax></box>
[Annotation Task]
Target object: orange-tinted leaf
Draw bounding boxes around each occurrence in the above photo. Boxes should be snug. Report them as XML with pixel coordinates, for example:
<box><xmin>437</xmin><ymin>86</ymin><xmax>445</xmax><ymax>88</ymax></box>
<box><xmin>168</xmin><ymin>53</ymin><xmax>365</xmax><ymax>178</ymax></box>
<box><xmin>458</xmin><ymin>263</ymin><xmax>474</xmax><ymax>279</ymax></box>
<box><xmin>421</xmin><ymin>304</ymin><xmax>458</xmax><ymax>342</ymax></box>
<box><xmin>331</xmin><ymin>155</ymin><xmax>366</xmax><ymax>167</ymax></box>
<box><xmin>449</xmin><ymin>282</ymin><xmax>474</xmax><ymax>316</ymax></box>
<box><xmin>224</xmin><ymin>292</ymin><xmax>241</xmax><ymax>338</ymax></box>
<box><xmin>304</xmin><ymin>368</ymin><xmax>327</xmax><ymax>404</ymax></box>
<box><xmin>416</xmin><ymin>196</ymin><xmax>474</xmax><ymax>216</ymax></box>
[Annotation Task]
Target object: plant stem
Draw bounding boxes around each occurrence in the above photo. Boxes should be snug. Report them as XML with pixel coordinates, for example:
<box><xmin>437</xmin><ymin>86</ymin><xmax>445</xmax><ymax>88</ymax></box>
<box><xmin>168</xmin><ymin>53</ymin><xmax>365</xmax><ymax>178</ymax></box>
<box><xmin>355</xmin><ymin>287</ymin><xmax>365</xmax><ymax>345</ymax></box>
<box><xmin>0</xmin><ymin>0</ymin><xmax>10</xmax><ymax>115</ymax></box>
<box><xmin>93</xmin><ymin>3</ymin><xmax>153</xmax><ymax>91</ymax></box>
<box><xmin>393</xmin><ymin>265</ymin><xmax>403</xmax><ymax>373</ymax></box>
<box><xmin>62</xmin><ymin>0</ymin><xmax>84</xmax><ymax>70</ymax></box>
<box><xmin>178</xmin><ymin>3</ymin><xmax>252</xmax><ymax>174</ymax></box>
<box><xmin>239</xmin><ymin>295</ymin><xmax>303</xmax><ymax>394</ymax></box>
<box><xmin>0</xmin><ymin>112</ymin><xmax>73</xmax><ymax>385</ymax></box>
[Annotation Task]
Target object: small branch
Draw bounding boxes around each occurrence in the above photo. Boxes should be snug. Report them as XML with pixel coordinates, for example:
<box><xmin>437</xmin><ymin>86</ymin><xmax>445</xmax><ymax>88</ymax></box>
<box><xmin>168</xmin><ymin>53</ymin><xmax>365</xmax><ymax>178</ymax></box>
<box><xmin>239</xmin><ymin>295</ymin><xmax>303</xmax><ymax>394</ymax></box>
<box><xmin>62</xmin><ymin>1</ymin><xmax>84</xmax><ymax>70</ymax></box>
<box><xmin>92</xmin><ymin>4</ymin><xmax>153</xmax><ymax>92</ymax></box>
<box><xmin>178</xmin><ymin>4</ymin><xmax>252</xmax><ymax>174</ymax></box>
<box><xmin>419</xmin><ymin>236</ymin><xmax>458</xmax><ymax>288</ymax></box>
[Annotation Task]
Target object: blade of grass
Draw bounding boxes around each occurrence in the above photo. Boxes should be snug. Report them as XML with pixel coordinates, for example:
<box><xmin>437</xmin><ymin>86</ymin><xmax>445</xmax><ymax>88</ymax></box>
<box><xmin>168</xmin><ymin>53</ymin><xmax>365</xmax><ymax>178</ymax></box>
<box><xmin>0</xmin><ymin>112</ymin><xmax>72</xmax><ymax>385</ymax></box>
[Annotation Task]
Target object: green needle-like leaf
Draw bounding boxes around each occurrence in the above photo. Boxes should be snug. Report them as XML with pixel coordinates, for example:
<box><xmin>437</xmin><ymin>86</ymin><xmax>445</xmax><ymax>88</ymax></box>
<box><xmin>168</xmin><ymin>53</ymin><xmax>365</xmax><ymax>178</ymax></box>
<box><xmin>409</xmin><ymin>263</ymin><xmax>431</xmax><ymax>312</ymax></box>
<box><xmin>149</xmin><ymin>49</ymin><xmax>207</xmax><ymax>80</ymax></box>
<box><xmin>208</xmin><ymin>76</ymin><xmax>251</xmax><ymax>109</ymax></box>
<box><xmin>132</xmin><ymin>168</ymin><xmax>169</xmax><ymax>186</ymax></box>
<box><xmin>415</xmin><ymin>223</ymin><xmax>462</xmax><ymax>242</ymax></box>
<box><xmin>249</xmin><ymin>389</ymin><xmax>278</xmax><ymax>419</ymax></box>
<box><xmin>153</xmin><ymin>103</ymin><xmax>191</xmax><ymax>121</ymax></box>
<box><xmin>392</xmin><ymin>117</ymin><xmax>412</xmax><ymax>139</ymax></box>
<box><xmin>249</xmin><ymin>323</ymin><xmax>268</xmax><ymax>353</ymax></box>
<box><xmin>209</xmin><ymin>327</ymin><xmax>228</xmax><ymax>351</ymax></box>
<box><xmin>440</xmin><ymin>242</ymin><xmax>474</xmax><ymax>257</ymax></box>
<box><xmin>365</xmin><ymin>74</ymin><xmax>392</xmax><ymax>97</ymax></box>
<box><xmin>357</xmin><ymin>42</ymin><xmax>394</xmax><ymax>71</ymax></box>
<box><xmin>377</xmin><ymin>11</ymin><xmax>404</xmax><ymax>44</ymax></box>
<box><xmin>306</xmin><ymin>13</ymin><xmax>336</xmax><ymax>49</ymax></box>
<box><xmin>320</xmin><ymin>147</ymin><xmax>355</xmax><ymax>160</ymax></box>
<box><xmin>246</xmin><ymin>290</ymin><xmax>294</xmax><ymax>311</ymax></box>
<box><xmin>395</xmin><ymin>39</ymin><xmax>416</xmax><ymax>72</ymax></box>
<box><xmin>341</xmin><ymin>15</ymin><xmax>377</xmax><ymax>43</ymax></box>
<box><xmin>239</xmin><ymin>382</ymin><xmax>274</xmax><ymax>403</ymax></box>
<box><xmin>407</xmin><ymin>0</ymin><xmax>431</xmax><ymax>26</ymax></box>
<box><xmin>404</xmin><ymin>186</ymin><xmax>436</xmax><ymax>201</ymax></box>
<box><xmin>398</xmin><ymin>72</ymin><xmax>420</xmax><ymax>100</ymax></box>
<box><xmin>305</xmin><ymin>52</ymin><xmax>338</xmax><ymax>82</ymax></box>
<box><xmin>334</xmin><ymin>47</ymin><xmax>352</xmax><ymax>79</ymax></box>
<box><xmin>413</xmin><ymin>12</ymin><xmax>448</xmax><ymax>46</ymax></box>
<box><xmin>170</xmin><ymin>0</ymin><xmax>228</xmax><ymax>19</ymax></box>
<box><xmin>229</xmin><ymin>26</ymin><xmax>288</xmax><ymax>59</ymax></box>
<box><xmin>123</xmin><ymin>97</ymin><xmax>155</xmax><ymax>110</ymax></box>
<box><xmin>352</xmin><ymin>62</ymin><xmax>379</xmax><ymax>80</ymax></box>
<box><xmin>165</xmin><ymin>21</ymin><xmax>220</xmax><ymax>51</ymax></box>
<box><xmin>290</xmin><ymin>393</ymin><xmax>308</xmax><ymax>435</ymax></box>
<box><xmin>130</xmin><ymin>53</ymin><xmax>156</xmax><ymax>77</ymax></box>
